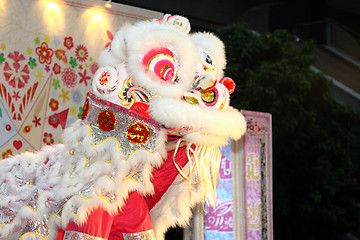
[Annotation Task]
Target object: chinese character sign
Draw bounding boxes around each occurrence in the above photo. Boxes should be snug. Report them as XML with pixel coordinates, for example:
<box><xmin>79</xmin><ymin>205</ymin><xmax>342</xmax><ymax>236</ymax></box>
<box><xmin>204</xmin><ymin>142</ymin><xmax>234</xmax><ymax>240</ymax></box>
<box><xmin>202</xmin><ymin>110</ymin><xmax>272</xmax><ymax>240</ymax></box>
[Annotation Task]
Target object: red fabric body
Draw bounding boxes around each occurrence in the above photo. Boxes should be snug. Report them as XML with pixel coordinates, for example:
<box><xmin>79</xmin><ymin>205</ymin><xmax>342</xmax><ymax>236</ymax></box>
<box><xmin>145</xmin><ymin>146</ymin><xmax>189</xmax><ymax>210</ymax></box>
<box><xmin>57</xmin><ymin>192</ymin><xmax>153</xmax><ymax>240</ymax></box>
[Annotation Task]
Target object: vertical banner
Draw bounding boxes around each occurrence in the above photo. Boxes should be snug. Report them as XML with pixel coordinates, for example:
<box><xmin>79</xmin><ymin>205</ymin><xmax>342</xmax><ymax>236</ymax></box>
<box><xmin>204</xmin><ymin>143</ymin><xmax>234</xmax><ymax>240</ymax></box>
<box><xmin>241</xmin><ymin>110</ymin><xmax>272</xmax><ymax>240</ymax></box>
<box><xmin>198</xmin><ymin>110</ymin><xmax>272</xmax><ymax>240</ymax></box>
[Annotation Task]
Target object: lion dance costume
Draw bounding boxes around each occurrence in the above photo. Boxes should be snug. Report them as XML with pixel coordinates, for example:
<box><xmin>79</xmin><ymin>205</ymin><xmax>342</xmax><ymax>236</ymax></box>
<box><xmin>0</xmin><ymin>15</ymin><xmax>246</xmax><ymax>240</ymax></box>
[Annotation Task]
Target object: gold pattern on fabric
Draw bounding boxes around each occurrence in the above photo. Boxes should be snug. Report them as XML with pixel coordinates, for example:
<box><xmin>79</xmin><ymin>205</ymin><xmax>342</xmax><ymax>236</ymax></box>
<box><xmin>64</xmin><ymin>230</ymin><xmax>107</xmax><ymax>240</ymax></box>
<box><xmin>123</xmin><ymin>229</ymin><xmax>155</xmax><ymax>240</ymax></box>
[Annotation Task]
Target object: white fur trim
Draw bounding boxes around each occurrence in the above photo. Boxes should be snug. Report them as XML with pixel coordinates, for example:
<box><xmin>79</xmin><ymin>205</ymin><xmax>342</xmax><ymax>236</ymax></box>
<box><xmin>191</xmin><ymin>32</ymin><xmax>226</xmax><ymax>81</ymax></box>
<box><xmin>149</xmin><ymin>97</ymin><xmax>246</xmax><ymax>141</ymax></box>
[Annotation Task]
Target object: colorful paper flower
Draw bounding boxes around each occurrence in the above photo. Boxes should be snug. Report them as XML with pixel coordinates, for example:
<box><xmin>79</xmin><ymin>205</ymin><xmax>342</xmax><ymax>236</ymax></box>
<box><xmin>69</xmin><ymin>57</ymin><xmax>77</xmax><ymax>68</ymax></box>
<box><xmin>52</xmin><ymin>78</ymin><xmax>60</xmax><ymax>90</ymax></box>
<box><xmin>49</xmin><ymin>98</ymin><xmax>59</xmax><ymax>111</ymax></box>
<box><xmin>28</xmin><ymin>57</ymin><xmax>37</xmax><ymax>69</ymax></box>
<box><xmin>48</xmin><ymin>114</ymin><xmax>60</xmax><ymax>128</ymax></box>
<box><xmin>3</xmin><ymin>51</ymin><xmax>30</xmax><ymax>88</ymax></box>
<box><xmin>45</xmin><ymin>65</ymin><xmax>50</xmax><ymax>72</ymax></box>
<box><xmin>0</xmin><ymin>53</ymin><xmax>5</xmax><ymax>65</ymax></box>
<box><xmin>64</xmin><ymin>36</ymin><xmax>74</xmax><ymax>50</ymax></box>
<box><xmin>53</xmin><ymin>63</ymin><xmax>61</xmax><ymax>75</ymax></box>
<box><xmin>35</xmin><ymin>42</ymin><xmax>54</xmax><ymax>64</ymax></box>
<box><xmin>78</xmin><ymin>69</ymin><xmax>91</xmax><ymax>86</ymax></box>
<box><xmin>43</xmin><ymin>132</ymin><xmax>54</xmax><ymax>145</ymax></box>
<box><xmin>61</xmin><ymin>67</ymin><xmax>77</xmax><ymax>88</ymax></box>
<box><xmin>1</xmin><ymin>149</ymin><xmax>13</xmax><ymax>159</ymax></box>
<box><xmin>75</xmin><ymin>44</ymin><xmax>88</xmax><ymax>62</ymax></box>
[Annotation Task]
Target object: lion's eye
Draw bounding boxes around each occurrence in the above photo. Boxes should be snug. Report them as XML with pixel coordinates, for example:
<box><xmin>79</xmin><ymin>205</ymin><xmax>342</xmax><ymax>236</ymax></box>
<box><xmin>203</xmin><ymin>51</ymin><xmax>213</xmax><ymax>66</ymax></box>
<box><xmin>142</xmin><ymin>48</ymin><xmax>179</xmax><ymax>83</ymax></box>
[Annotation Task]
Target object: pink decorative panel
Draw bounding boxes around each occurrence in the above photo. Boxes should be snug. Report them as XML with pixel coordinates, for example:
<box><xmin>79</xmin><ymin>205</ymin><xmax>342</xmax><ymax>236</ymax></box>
<box><xmin>202</xmin><ymin>110</ymin><xmax>272</xmax><ymax>240</ymax></box>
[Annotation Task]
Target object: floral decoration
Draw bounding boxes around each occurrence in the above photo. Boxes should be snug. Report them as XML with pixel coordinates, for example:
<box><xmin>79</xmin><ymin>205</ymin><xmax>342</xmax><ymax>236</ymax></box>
<box><xmin>48</xmin><ymin>114</ymin><xmax>60</xmax><ymax>128</ymax></box>
<box><xmin>53</xmin><ymin>63</ymin><xmax>61</xmax><ymax>75</ymax></box>
<box><xmin>0</xmin><ymin>53</ymin><xmax>5</xmax><ymax>64</ymax></box>
<box><xmin>3</xmin><ymin>51</ymin><xmax>30</xmax><ymax>88</ymax></box>
<box><xmin>89</xmin><ymin>61</ymin><xmax>99</xmax><ymax>75</ymax></box>
<box><xmin>49</xmin><ymin>98</ymin><xmax>59</xmax><ymax>111</ymax></box>
<box><xmin>78</xmin><ymin>106</ymin><xmax>83</xmax><ymax>119</ymax></box>
<box><xmin>1</xmin><ymin>149</ymin><xmax>13</xmax><ymax>159</ymax></box>
<box><xmin>79</xmin><ymin>69</ymin><xmax>91</xmax><ymax>86</ymax></box>
<box><xmin>72</xmin><ymin>90</ymin><xmax>82</xmax><ymax>103</ymax></box>
<box><xmin>1</xmin><ymin>32</ymin><xmax>96</xmax><ymax>154</ymax></box>
<box><xmin>43</xmin><ymin>133</ymin><xmax>54</xmax><ymax>145</ymax></box>
<box><xmin>28</xmin><ymin>57</ymin><xmax>37</xmax><ymax>69</ymax></box>
<box><xmin>61</xmin><ymin>67</ymin><xmax>77</xmax><ymax>88</ymax></box>
<box><xmin>64</xmin><ymin>36</ymin><xmax>74</xmax><ymax>50</ymax></box>
<box><xmin>32</xmin><ymin>116</ymin><xmax>41</xmax><ymax>127</ymax></box>
<box><xmin>34</xmin><ymin>37</ymin><xmax>41</xmax><ymax>45</ymax></box>
<box><xmin>70</xmin><ymin>106</ymin><xmax>77</xmax><ymax>115</ymax></box>
<box><xmin>69</xmin><ymin>57</ymin><xmax>77</xmax><ymax>68</ymax></box>
<box><xmin>59</xmin><ymin>88</ymin><xmax>70</xmax><ymax>103</ymax></box>
<box><xmin>75</xmin><ymin>44</ymin><xmax>88</xmax><ymax>62</ymax></box>
<box><xmin>52</xmin><ymin>78</ymin><xmax>60</xmax><ymax>90</ymax></box>
<box><xmin>35</xmin><ymin>42</ymin><xmax>54</xmax><ymax>64</ymax></box>
<box><xmin>12</xmin><ymin>91</ymin><xmax>20</xmax><ymax>101</ymax></box>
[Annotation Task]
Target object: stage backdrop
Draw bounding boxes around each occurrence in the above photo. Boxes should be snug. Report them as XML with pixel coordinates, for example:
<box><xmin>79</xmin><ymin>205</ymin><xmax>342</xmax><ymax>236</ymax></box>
<box><xmin>0</xmin><ymin>0</ymin><xmax>162</xmax><ymax>157</ymax></box>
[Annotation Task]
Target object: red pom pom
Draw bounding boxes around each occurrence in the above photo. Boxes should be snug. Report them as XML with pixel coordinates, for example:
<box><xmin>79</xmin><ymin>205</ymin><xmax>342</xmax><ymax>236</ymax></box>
<box><xmin>220</xmin><ymin>77</ymin><xmax>235</xmax><ymax>94</ymax></box>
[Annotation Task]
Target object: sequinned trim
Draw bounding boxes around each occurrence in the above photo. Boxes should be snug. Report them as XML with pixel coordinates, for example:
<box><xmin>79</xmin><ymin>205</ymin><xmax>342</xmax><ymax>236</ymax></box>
<box><xmin>87</xmin><ymin>92</ymin><xmax>159</xmax><ymax>128</ymax></box>
<box><xmin>64</xmin><ymin>231</ymin><xmax>107</xmax><ymax>240</ymax></box>
<box><xmin>123</xmin><ymin>229</ymin><xmax>155</xmax><ymax>240</ymax></box>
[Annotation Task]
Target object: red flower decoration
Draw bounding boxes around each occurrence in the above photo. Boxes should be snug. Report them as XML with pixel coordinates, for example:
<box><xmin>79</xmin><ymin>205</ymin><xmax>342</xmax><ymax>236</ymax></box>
<box><xmin>48</xmin><ymin>114</ymin><xmax>60</xmax><ymax>128</ymax></box>
<box><xmin>75</xmin><ymin>45</ymin><xmax>88</xmax><ymax>62</ymax></box>
<box><xmin>49</xmin><ymin>98</ymin><xmax>59</xmax><ymax>111</ymax></box>
<box><xmin>3</xmin><ymin>51</ymin><xmax>30</xmax><ymax>89</ymax></box>
<box><xmin>53</xmin><ymin>63</ymin><xmax>61</xmax><ymax>75</ymax></box>
<box><xmin>79</xmin><ymin>69</ymin><xmax>91</xmax><ymax>86</ymax></box>
<box><xmin>64</xmin><ymin>36</ymin><xmax>74</xmax><ymax>50</ymax></box>
<box><xmin>1</xmin><ymin>149</ymin><xmax>13</xmax><ymax>159</ymax></box>
<box><xmin>61</xmin><ymin>67</ymin><xmax>77</xmax><ymax>88</ymax></box>
<box><xmin>43</xmin><ymin>132</ymin><xmax>54</xmax><ymax>145</ymax></box>
<box><xmin>35</xmin><ymin>42</ymin><xmax>54</xmax><ymax>64</ymax></box>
